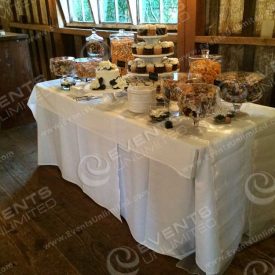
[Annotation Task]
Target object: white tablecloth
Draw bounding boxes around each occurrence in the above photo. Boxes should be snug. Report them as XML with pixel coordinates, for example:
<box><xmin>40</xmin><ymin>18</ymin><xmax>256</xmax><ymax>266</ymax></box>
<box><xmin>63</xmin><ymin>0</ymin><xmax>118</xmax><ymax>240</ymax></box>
<box><xmin>28</xmin><ymin>80</ymin><xmax>275</xmax><ymax>274</ymax></box>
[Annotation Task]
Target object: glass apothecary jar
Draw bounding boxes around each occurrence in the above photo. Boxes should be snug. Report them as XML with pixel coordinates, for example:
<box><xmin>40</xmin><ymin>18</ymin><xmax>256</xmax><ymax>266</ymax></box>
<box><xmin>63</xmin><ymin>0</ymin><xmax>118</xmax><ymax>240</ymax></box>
<box><xmin>86</xmin><ymin>29</ymin><xmax>105</xmax><ymax>58</ymax></box>
<box><xmin>110</xmin><ymin>29</ymin><xmax>135</xmax><ymax>75</ymax></box>
<box><xmin>189</xmin><ymin>50</ymin><xmax>222</xmax><ymax>84</ymax></box>
<box><xmin>75</xmin><ymin>57</ymin><xmax>102</xmax><ymax>81</ymax></box>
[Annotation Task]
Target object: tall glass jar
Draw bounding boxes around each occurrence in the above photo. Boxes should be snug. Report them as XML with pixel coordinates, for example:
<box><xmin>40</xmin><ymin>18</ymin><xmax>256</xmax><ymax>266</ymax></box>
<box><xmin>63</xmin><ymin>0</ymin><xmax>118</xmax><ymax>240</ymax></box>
<box><xmin>110</xmin><ymin>29</ymin><xmax>135</xmax><ymax>75</ymax></box>
<box><xmin>189</xmin><ymin>50</ymin><xmax>222</xmax><ymax>84</ymax></box>
<box><xmin>86</xmin><ymin>29</ymin><xmax>105</xmax><ymax>58</ymax></box>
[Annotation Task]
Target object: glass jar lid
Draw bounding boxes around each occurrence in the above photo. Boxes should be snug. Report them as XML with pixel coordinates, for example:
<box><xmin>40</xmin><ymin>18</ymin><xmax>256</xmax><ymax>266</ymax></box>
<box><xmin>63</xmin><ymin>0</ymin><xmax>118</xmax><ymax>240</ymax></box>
<box><xmin>189</xmin><ymin>49</ymin><xmax>222</xmax><ymax>61</ymax></box>
<box><xmin>110</xmin><ymin>29</ymin><xmax>134</xmax><ymax>40</ymax></box>
<box><xmin>86</xmin><ymin>28</ymin><xmax>104</xmax><ymax>42</ymax></box>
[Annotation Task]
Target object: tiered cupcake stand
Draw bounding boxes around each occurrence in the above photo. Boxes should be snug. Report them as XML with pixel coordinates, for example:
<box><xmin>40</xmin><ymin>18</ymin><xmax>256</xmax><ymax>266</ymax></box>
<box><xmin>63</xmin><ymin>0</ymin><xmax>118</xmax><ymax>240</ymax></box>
<box><xmin>127</xmin><ymin>34</ymin><xmax>178</xmax><ymax>77</ymax></box>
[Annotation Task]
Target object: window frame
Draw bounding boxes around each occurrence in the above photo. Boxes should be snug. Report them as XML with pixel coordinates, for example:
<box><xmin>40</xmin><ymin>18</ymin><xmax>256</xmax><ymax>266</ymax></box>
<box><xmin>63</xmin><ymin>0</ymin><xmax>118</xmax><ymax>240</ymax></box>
<box><xmin>59</xmin><ymin>0</ymin><xmax>178</xmax><ymax>31</ymax></box>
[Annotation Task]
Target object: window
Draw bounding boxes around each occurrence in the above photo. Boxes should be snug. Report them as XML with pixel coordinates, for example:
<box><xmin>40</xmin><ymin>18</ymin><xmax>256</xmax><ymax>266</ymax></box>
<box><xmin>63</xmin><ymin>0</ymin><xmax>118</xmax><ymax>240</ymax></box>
<box><xmin>68</xmin><ymin>0</ymin><xmax>94</xmax><ymax>22</ymax></box>
<box><xmin>99</xmin><ymin>0</ymin><xmax>132</xmax><ymax>23</ymax></box>
<box><xmin>60</xmin><ymin>0</ymin><xmax>178</xmax><ymax>27</ymax></box>
<box><xmin>139</xmin><ymin>0</ymin><xmax>178</xmax><ymax>24</ymax></box>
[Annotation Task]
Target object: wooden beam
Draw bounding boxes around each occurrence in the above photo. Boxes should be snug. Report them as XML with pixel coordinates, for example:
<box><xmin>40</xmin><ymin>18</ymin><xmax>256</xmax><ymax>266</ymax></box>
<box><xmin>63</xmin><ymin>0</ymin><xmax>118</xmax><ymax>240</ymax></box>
<box><xmin>195</xmin><ymin>36</ymin><xmax>275</xmax><ymax>46</ymax></box>
<box><xmin>196</xmin><ymin>0</ymin><xmax>206</xmax><ymax>36</ymax></box>
<box><xmin>207</xmin><ymin>0</ymin><xmax>220</xmax><ymax>35</ymax></box>
<box><xmin>177</xmin><ymin>0</ymin><xmax>197</xmax><ymax>71</ymax></box>
<box><xmin>241</xmin><ymin>0</ymin><xmax>257</xmax><ymax>71</ymax></box>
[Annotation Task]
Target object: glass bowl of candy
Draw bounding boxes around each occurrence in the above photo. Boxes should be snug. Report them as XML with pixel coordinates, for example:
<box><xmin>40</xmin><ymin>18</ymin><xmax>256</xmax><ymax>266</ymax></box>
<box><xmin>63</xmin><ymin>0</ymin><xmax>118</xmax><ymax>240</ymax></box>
<box><xmin>177</xmin><ymin>83</ymin><xmax>219</xmax><ymax>126</ymax></box>
<box><xmin>189</xmin><ymin>50</ymin><xmax>222</xmax><ymax>84</ymax></box>
<box><xmin>50</xmin><ymin>56</ymin><xmax>75</xmax><ymax>77</ymax></box>
<box><xmin>161</xmin><ymin>72</ymin><xmax>204</xmax><ymax>101</ymax></box>
<box><xmin>75</xmin><ymin>57</ymin><xmax>101</xmax><ymax>81</ymax></box>
<box><xmin>215</xmin><ymin>71</ymin><xmax>265</xmax><ymax>113</ymax></box>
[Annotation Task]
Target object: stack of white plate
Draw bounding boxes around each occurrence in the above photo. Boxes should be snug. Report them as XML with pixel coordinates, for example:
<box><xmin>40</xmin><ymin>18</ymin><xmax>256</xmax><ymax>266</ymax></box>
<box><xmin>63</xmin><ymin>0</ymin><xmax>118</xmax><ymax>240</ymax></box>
<box><xmin>128</xmin><ymin>86</ymin><xmax>156</xmax><ymax>113</ymax></box>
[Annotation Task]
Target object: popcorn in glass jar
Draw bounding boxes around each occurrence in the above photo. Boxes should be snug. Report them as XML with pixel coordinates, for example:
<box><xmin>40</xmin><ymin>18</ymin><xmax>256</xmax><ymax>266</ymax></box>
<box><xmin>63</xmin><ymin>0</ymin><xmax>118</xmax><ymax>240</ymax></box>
<box><xmin>110</xmin><ymin>29</ymin><xmax>135</xmax><ymax>75</ymax></box>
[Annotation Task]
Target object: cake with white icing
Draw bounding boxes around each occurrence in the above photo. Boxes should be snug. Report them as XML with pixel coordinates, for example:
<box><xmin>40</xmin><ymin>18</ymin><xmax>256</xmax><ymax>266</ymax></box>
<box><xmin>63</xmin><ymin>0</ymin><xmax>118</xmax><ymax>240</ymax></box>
<box><xmin>92</xmin><ymin>61</ymin><xmax>120</xmax><ymax>89</ymax></box>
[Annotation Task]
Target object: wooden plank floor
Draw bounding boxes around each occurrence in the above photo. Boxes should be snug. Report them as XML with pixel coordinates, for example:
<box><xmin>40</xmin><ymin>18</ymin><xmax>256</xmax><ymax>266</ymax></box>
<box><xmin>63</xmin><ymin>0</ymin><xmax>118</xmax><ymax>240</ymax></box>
<box><xmin>0</xmin><ymin>123</ymin><xmax>274</xmax><ymax>275</ymax></box>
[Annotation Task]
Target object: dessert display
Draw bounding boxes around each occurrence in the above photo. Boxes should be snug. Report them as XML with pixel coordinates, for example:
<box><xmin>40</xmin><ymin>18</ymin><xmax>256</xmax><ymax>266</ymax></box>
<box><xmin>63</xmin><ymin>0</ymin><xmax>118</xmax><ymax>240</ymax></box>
<box><xmin>132</xmin><ymin>41</ymin><xmax>174</xmax><ymax>55</ymax></box>
<box><xmin>189</xmin><ymin>50</ymin><xmax>222</xmax><ymax>84</ymax></box>
<box><xmin>110</xmin><ymin>29</ymin><xmax>135</xmax><ymax>75</ymax></box>
<box><xmin>177</xmin><ymin>83</ymin><xmax>218</xmax><ymax>126</ymax></box>
<box><xmin>86</xmin><ymin>29</ymin><xmax>105</xmax><ymax>58</ymax></box>
<box><xmin>50</xmin><ymin>57</ymin><xmax>75</xmax><ymax>77</ymax></box>
<box><xmin>128</xmin><ymin>57</ymin><xmax>179</xmax><ymax>74</ymax></box>
<box><xmin>216</xmin><ymin>71</ymin><xmax>265</xmax><ymax>104</ymax></box>
<box><xmin>75</xmin><ymin>58</ymin><xmax>101</xmax><ymax>79</ymax></box>
<box><xmin>137</xmin><ymin>24</ymin><xmax>168</xmax><ymax>36</ymax></box>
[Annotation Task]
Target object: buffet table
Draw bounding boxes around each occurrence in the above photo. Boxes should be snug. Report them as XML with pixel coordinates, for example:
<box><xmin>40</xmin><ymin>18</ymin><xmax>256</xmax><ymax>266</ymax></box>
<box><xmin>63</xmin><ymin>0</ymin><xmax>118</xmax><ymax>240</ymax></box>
<box><xmin>28</xmin><ymin>80</ymin><xmax>275</xmax><ymax>274</ymax></box>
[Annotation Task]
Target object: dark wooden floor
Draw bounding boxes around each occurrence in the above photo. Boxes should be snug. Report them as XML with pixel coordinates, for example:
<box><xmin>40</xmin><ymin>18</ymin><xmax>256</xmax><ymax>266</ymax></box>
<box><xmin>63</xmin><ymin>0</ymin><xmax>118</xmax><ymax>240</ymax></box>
<box><xmin>0</xmin><ymin>123</ymin><xmax>274</xmax><ymax>275</ymax></box>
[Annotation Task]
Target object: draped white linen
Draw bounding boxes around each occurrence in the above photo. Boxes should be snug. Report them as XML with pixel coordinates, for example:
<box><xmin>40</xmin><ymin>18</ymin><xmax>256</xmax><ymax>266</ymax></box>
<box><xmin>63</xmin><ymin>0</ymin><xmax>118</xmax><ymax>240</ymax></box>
<box><xmin>28</xmin><ymin>80</ymin><xmax>275</xmax><ymax>274</ymax></box>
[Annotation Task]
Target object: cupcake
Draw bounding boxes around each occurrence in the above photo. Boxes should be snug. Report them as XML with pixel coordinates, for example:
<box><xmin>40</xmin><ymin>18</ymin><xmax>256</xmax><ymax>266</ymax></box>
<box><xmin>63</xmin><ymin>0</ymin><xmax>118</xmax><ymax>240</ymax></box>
<box><xmin>146</xmin><ymin>63</ymin><xmax>155</xmax><ymax>73</ymax></box>
<box><xmin>155</xmin><ymin>63</ymin><xmax>165</xmax><ymax>74</ymax></box>
<box><xmin>137</xmin><ymin>64</ymin><xmax>146</xmax><ymax>74</ymax></box>
<box><xmin>154</xmin><ymin>43</ymin><xmax>162</xmax><ymax>55</ymax></box>
<box><xmin>144</xmin><ymin>44</ymin><xmax>154</xmax><ymax>55</ymax></box>
<box><xmin>132</xmin><ymin>44</ymin><xmax>137</xmax><ymax>54</ymax></box>
<box><xmin>161</xmin><ymin>41</ymin><xmax>170</xmax><ymax>54</ymax></box>
<box><xmin>131</xmin><ymin>63</ymin><xmax>137</xmax><ymax>73</ymax></box>
<box><xmin>168</xmin><ymin>42</ymin><xmax>174</xmax><ymax>53</ymax></box>
<box><xmin>136</xmin><ymin>43</ymin><xmax>145</xmax><ymax>55</ymax></box>
<box><xmin>156</xmin><ymin>24</ymin><xmax>167</xmax><ymax>35</ymax></box>
<box><xmin>128</xmin><ymin>60</ymin><xmax>133</xmax><ymax>71</ymax></box>
<box><xmin>170</xmin><ymin>58</ymin><xmax>179</xmax><ymax>71</ymax></box>
<box><xmin>165</xmin><ymin>63</ymin><xmax>173</xmax><ymax>72</ymax></box>
<box><xmin>138</xmin><ymin>25</ymin><xmax>148</xmax><ymax>36</ymax></box>
<box><xmin>148</xmin><ymin>24</ymin><xmax>156</xmax><ymax>36</ymax></box>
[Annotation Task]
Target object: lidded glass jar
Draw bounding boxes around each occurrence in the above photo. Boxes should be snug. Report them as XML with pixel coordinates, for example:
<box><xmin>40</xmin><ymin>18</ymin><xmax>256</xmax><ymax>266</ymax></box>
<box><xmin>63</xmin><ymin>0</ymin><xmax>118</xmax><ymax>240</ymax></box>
<box><xmin>110</xmin><ymin>29</ymin><xmax>135</xmax><ymax>75</ymax></box>
<box><xmin>189</xmin><ymin>49</ymin><xmax>222</xmax><ymax>84</ymax></box>
<box><xmin>86</xmin><ymin>28</ymin><xmax>105</xmax><ymax>58</ymax></box>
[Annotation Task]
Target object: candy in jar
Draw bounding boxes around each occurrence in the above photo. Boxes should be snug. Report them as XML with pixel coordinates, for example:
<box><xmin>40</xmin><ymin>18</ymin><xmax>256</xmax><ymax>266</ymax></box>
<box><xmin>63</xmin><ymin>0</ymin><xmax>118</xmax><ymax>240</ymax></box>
<box><xmin>110</xmin><ymin>29</ymin><xmax>134</xmax><ymax>75</ymax></box>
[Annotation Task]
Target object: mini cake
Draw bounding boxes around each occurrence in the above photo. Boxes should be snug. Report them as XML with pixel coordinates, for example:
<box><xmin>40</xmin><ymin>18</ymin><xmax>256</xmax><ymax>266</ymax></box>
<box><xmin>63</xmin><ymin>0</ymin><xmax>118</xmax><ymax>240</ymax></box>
<box><xmin>137</xmin><ymin>64</ymin><xmax>146</xmax><ymax>74</ymax></box>
<box><xmin>144</xmin><ymin>44</ymin><xmax>154</xmax><ymax>55</ymax></box>
<box><xmin>136</xmin><ymin>42</ymin><xmax>145</xmax><ymax>55</ymax></box>
<box><xmin>155</xmin><ymin>63</ymin><xmax>165</xmax><ymax>73</ymax></box>
<box><xmin>146</xmin><ymin>63</ymin><xmax>155</xmax><ymax>73</ymax></box>
<box><xmin>170</xmin><ymin>58</ymin><xmax>179</xmax><ymax>71</ymax></box>
<box><xmin>132</xmin><ymin>44</ymin><xmax>137</xmax><ymax>54</ymax></box>
<box><xmin>131</xmin><ymin>63</ymin><xmax>137</xmax><ymax>73</ymax></box>
<box><xmin>168</xmin><ymin>41</ymin><xmax>174</xmax><ymax>53</ymax></box>
<box><xmin>95</xmin><ymin>61</ymin><xmax>120</xmax><ymax>88</ymax></box>
<box><xmin>148</xmin><ymin>25</ymin><xmax>157</xmax><ymax>36</ymax></box>
<box><xmin>156</xmin><ymin>24</ymin><xmax>167</xmax><ymax>35</ymax></box>
<box><xmin>161</xmin><ymin>41</ymin><xmax>171</xmax><ymax>54</ymax></box>
<box><xmin>165</xmin><ymin>63</ymin><xmax>173</xmax><ymax>72</ymax></box>
<box><xmin>128</xmin><ymin>60</ymin><xmax>133</xmax><ymax>71</ymax></box>
<box><xmin>154</xmin><ymin>43</ymin><xmax>162</xmax><ymax>55</ymax></box>
<box><xmin>137</xmin><ymin>25</ymin><xmax>148</xmax><ymax>36</ymax></box>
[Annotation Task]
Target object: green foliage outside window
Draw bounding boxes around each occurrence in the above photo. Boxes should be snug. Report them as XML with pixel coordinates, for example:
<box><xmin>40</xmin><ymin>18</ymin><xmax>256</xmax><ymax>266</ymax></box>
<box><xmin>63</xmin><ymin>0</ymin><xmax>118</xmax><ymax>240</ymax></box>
<box><xmin>68</xmin><ymin>0</ymin><xmax>178</xmax><ymax>24</ymax></box>
<box><xmin>69</xmin><ymin>0</ymin><xmax>94</xmax><ymax>22</ymax></box>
